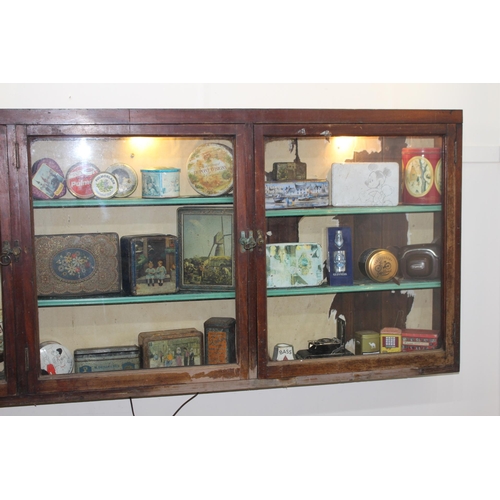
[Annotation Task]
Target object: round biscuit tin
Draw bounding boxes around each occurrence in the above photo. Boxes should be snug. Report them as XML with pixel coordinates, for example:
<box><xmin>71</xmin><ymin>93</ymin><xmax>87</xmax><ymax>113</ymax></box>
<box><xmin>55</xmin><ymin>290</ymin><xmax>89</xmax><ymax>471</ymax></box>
<box><xmin>66</xmin><ymin>162</ymin><xmax>100</xmax><ymax>199</ymax></box>
<box><xmin>106</xmin><ymin>163</ymin><xmax>138</xmax><ymax>198</ymax></box>
<box><xmin>141</xmin><ymin>168</ymin><xmax>180</xmax><ymax>198</ymax></box>
<box><xmin>91</xmin><ymin>172</ymin><xmax>118</xmax><ymax>199</ymax></box>
<box><xmin>402</xmin><ymin>147</ymin><xmax>442</xmax><ymax>205</ymax></box>
<box><xmin>359</xmin><ymin>248</ymin><xmax>398</xmax><ymax>283</ymax></box>
<box><xmin>40</xmin><ymin>341</ymin><xmax>74</xmax><ymax>375</ymax></box>
<box><xmin>187</xmin><ymin>143</ymin><xmax>233</xmax><ymax>196</ymax></box>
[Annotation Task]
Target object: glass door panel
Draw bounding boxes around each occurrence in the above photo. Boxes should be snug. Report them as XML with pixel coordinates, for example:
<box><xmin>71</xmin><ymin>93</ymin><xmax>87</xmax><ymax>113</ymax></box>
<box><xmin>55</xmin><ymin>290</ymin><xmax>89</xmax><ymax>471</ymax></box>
<box><xmin>30</xmin><ymin>133</ymin><xmax>243</xmax><ymax>384</ymax></box>
<box><xmin>259</xmin><ymin>131</ymin><xmax>443</xmax><ymax>377</ymax></box>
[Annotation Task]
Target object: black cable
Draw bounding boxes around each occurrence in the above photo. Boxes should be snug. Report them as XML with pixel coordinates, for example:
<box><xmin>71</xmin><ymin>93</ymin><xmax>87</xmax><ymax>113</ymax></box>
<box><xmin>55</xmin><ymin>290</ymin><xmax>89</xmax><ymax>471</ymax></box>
<box><xmin>129</xmin><ymin>398</ymin><xmax>135</xmax><ymax>416</ymax></box>
<box><xmin>173</xmin><ymin>393</ymin><xmax>198</xmax><ymax>416</ymax></box>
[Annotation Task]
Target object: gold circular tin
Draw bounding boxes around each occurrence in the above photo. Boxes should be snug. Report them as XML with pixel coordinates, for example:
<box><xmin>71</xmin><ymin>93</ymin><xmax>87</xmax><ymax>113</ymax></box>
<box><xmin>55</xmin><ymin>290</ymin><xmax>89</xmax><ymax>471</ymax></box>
<box><xmin>359</xmin><ymin>248</ymin><xmax>398</xmax><ymax>282</ymax></box>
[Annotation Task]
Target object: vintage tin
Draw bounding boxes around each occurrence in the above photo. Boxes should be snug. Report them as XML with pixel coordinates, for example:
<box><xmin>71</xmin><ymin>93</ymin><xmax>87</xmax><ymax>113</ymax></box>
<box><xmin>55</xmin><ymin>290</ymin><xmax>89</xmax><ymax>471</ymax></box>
<box><xmin>91</xmin><ymin>172</ymin><xmax>119</xmax><ymax>199</ymax></box>
<box><xmin>35</xmin><ymin>232</ymin><xmax>122</xmax><ymax>297</ymax></box>
<box><xmin>121</xmin><ymin>234</ymin><xmax>178</xmax><ymax>296</ymax></box>
<box><xmin>106</xmin><ymin>163</ymin><xmax>138</xmax><ymax>198</ymax></box>
<box><xmin>380</xmin><ymin>327</ymin><xmax>402</xmax><ymax>353</ymax></box>
<box><xmin>187</xmin><ymin>143</ymin><xmax>234</xmax><ymax>196</ymax></box>
<box><xmin>138</xmin><ymin>328</ymin><xmax>204</xmax><ymax>368</ymax></box>
<box><xmin>401</xmin><ymin>329</ymin><xmax>440</xmax><ymax>351</ymax></box>
<box><xmin>330</xmin><ymin>162</ymin><xmax>399</xmax><ymax>206</ymax></box>
<box><xmin>359</xmin><ymin>248</ymin><xmax>398</xmax><ymax>283</ymax></box>
<box><xmin>66</xmin><ymin>162</ymin><xmax>100</xmax><ymax>199</ymax></box>
<box><xmin>272</xmin><ymin>343</ymin><xmax>295</xmax><ymax>361</ymax></box>
<box><xmin>271</xmin><ymin>161</ymin><xmax>307</xmax><ymax>181</ymax></box>
<box><xmin>266</xmin><ymin>242</ymin><xmax>324</xmax><ymax>288</ymax></box>
<box><xmin>265</xmin><ymin>180</ymin><xmax>329</xmax><ymax>209</ymax></box>
<box><xmin>31</xmin><ymin>158</ymin><xmax>67</xmax><ymax>200</ymax></box>
<box><xmin>74</xmin><ymin>345</ymin><xmax>140</xmax><ymax>373</ymax></box>
<box><xmin>40</xmin><ymin>341</ymin><xmax>74</xmax><ymax>374</ymax></box>
<box><xmin>354</xmin><ymin>330</ymin><xmax>380</xmax><ymax>355</ymax></box>
<box><xmin>327</xmin><ymin>226</ymin><xmax>353</xmax><ymax>286</ymax></box>
<box><xmin>142</xmin><ymin>167</ymin><xmax>180</xmax><ymax>198</ymax></box>
<box><xmin>204</xmin><ymin>317</ymin><xmax>236</xmax><ymax>364</ymax></box>
<box><xmin>402</xmin><ymin>148</ymin><xmax>442</xmax><ymax>205</ymax></box>
<box><xmin>398</xmin><ymin>243</ymin><xmax>440</xmax><ymax>280</ymax></box>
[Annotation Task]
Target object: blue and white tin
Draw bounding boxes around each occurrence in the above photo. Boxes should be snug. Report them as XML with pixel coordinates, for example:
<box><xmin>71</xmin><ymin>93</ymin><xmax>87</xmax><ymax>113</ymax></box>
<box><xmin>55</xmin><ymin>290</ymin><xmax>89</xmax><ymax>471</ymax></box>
<box><xmin>141</xmin><ymin>168</ymin><xmax>180</xmax><ymax>198</ymax></box>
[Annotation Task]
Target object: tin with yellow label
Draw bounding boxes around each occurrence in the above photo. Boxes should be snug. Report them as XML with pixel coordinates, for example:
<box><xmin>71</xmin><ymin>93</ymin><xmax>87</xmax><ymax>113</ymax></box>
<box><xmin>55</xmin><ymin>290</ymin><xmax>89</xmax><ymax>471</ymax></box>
<box><xmin>380</xmin><ymin>327</ymin><xmax>402</xmax><ymax>353</ymax></box>
<box><xmin>358</xmin><ymin>248</ymin><xmax>398</xmax><ymax>283</ymax></box>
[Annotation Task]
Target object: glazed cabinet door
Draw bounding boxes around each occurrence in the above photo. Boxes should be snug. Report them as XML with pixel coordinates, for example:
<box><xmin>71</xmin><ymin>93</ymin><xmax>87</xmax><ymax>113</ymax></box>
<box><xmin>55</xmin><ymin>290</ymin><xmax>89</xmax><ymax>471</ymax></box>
<box><xmin>254</xmin><ymin>118</ymin><xmax>461</xmax><ymax>384</ymax></box>
<box><xmin>11</xmin><ymin>122</ymin><xmax>253</xmax><ymax>403</ymax></box>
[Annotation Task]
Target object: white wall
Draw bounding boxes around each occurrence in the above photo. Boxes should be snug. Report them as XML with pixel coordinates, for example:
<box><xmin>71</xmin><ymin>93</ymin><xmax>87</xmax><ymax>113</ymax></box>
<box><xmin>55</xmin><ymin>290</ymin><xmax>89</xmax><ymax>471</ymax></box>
<box><xmin>1</xmin><ymin>83</ymin><xmax>498</xmax><ymax>416</ymax></box>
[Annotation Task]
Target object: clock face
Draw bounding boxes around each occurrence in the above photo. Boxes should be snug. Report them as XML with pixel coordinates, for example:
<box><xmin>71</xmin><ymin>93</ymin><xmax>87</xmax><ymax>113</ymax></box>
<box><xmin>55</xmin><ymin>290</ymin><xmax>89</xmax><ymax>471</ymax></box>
<box><xmin>404</xmin><ymin>156</ymin><xmax>434</xmax><ymax>197</ymax></box>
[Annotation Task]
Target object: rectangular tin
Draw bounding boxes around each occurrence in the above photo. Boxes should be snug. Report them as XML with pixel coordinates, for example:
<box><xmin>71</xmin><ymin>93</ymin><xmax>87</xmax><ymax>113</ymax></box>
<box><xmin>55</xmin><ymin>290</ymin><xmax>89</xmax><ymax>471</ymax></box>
<box><xmin>327</xmin><ymin>226</ymin><xmax>353</xmax><ymax>286</ymax></box>
<box><xmin>138</xmin><ymin>328</ymin><xmax>204</xmax><ymax>368</ymax></box>
<box><xmin>354</xmin><ymin>330</ymin><xmax>380</xmax><ymax>355</ymax></box>
<box><xmin>204</xmin><ymin>317</ymin><xmax>236</xmax><ymax>364</ymax></box>
<box><xmin>266</xmin><ymin>242</ymin><xmax>324</xmax><ymax>288</ymax></box>
<box><xmin>74</xmin><ymin>345</ymin><xmax>140</xmax><ymax>373</ymax></box>
<box><xmin>121</xmin><ymin>234</ymin><xmax>178</xmax><ymax>296</ymax></box>
<box><xmin>265</xmin><ymin>180</ymin><xmax>329</xmax><ymax>210</ymax></box>
<box><xmin>271</xmin><ymin>161</ymin><xmax>307</xmax><ymax>181</ymax></box>
<box><xmin>330</xmin><ymin>162</ymin><xmax>399</xmax><ymax>206</ymax></box>
<box><xmin>401</xmin><ymin>329</ymin><xmax>440</xmax><ymax>351</ymax></box>
<box><xmin>380</xmin><ymin>327</ymin><xmax>402</xmax><ymax>353</ymax></box>
<box><xmin>35</xmin><ymin>232</ymin><xmax>121</xmax><ymax>297</ymax></box>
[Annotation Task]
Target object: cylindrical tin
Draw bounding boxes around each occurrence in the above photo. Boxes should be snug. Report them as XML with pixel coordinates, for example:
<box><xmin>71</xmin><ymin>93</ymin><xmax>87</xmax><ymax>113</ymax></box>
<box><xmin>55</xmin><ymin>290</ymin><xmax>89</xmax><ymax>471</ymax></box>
<box><xmin>91</xmin><ymin>172</ymin><xmax>118</xmax><ymax>199</ymax></box>
<box><xmin>354</xmin><ymin>330</ymin><xmax>380</xmax><ymax>355</ymax></box>
<box><xmin>358</xmin><ymin>248</ymin><xmax>398</xmax><ymax>282</ymax></box>
<box><xmin>141</xmin><ymin>168</ymin><xmax>180</xmax><ymax>198</ymax></box>
<box><xmin>40</xmin><ymin>341</ymin><xmax>74</xmax><ymax>374</ymax></box>
<box><xmin>402</xmin><ymin>147</ymin><xmax>442</xmax><ymax>204</ymax></box>
<box><xmin>66</xmin><ymin>162</ymin><xmax>100</xmax><ymax>199</ymax></box>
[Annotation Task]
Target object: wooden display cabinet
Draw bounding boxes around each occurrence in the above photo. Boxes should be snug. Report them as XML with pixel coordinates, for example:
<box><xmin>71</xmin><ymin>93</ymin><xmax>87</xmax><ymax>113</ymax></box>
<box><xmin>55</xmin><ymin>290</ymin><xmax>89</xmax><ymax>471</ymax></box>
<box><xmin>0</xmin><ymin>109</ymin><xmax>462</xmax><ymax>407</ymax></box>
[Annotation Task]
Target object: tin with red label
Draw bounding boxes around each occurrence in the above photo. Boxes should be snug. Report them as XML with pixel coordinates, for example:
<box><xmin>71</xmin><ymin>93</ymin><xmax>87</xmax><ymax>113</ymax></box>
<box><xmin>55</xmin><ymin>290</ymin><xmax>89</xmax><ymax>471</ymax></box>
<box><xmin>66</xmin><ymin>162</ymin><xmax>100</xmax><ymax>199</ymax></box>
<box><xmin>401</xmin><ymin>328</ymin><xmax>440</xmax><ymax>351</ymax></box>
<box><xmin>402</xmin><ymin>148</ymin><xmax>442</xmax><ymax>205</ymax></box>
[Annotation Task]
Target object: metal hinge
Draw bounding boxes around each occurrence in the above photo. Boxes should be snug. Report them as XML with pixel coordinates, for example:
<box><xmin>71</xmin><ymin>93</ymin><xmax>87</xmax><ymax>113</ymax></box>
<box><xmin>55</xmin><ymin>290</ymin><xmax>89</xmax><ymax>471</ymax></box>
<box><xmin>15</xmin><ymin>142</ymin><xmax>20</xmax><ymax>169</ymax></box>
<box><xmin>25</xmin><ymin>347</ymin><xmax>29</xmax><ymax>371</ymax></box>
<box><xmin>239</xmin><ymin>230</ymin><xmax>264</xmax><ymax>252</ymax></box>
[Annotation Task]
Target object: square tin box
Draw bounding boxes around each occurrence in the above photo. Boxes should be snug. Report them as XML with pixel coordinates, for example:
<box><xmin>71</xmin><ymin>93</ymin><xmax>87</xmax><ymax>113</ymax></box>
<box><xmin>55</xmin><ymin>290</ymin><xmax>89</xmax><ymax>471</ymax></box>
<box><xmin>401</xmin><ymin>329</ymin><xmax>440</xmax><ymax>351</ymax></box>
<box><xmin>380</xmin><ymin>327</ymin><xmax>402</xmax><ymax>353</ymax></box>
<box><xmin>204</xmin><ymin>317</ymin><xmax>236</xmax><ymax>365</ymax></box>
<box><xmin>121</xmin><ymin>234</ymin><xmax>178</xmax><ymax>296</ymax></box>
<box><xmin>330</xmin><ymin>162</ymin><xmax>399</xmax><ymax>206</ymax></box>
<box><xmin>271</xmin><ymin>161</ymin><xmax>307</xmax><ymax>181</ymax></box>
<box><xmin>35</xmin><ymin>232</ymin><xmax>121</xmax><ymax>297</ymax></box>
<box><xmin>74</xmin><ymin>345</ymin><xmax>140</xmax><ymax>373</ymax></box>
<box><xmin>265</xmin><ymin>180</ymin><xmax>329</xmax><ymax>210</ymax></box>
<box><xmin>266</xmin><ymin>243</ymin><xmax>324</xmax><ymax>288</ymax></box>
<box><xmin>138</xmin><ymin>328</ymin><xmax>204</xmax><ymax>368</ymax></box>
<box><xmin>354</xmin><ymin>330</ymin><xmax>380</xmax><ymax>355</ymax></box>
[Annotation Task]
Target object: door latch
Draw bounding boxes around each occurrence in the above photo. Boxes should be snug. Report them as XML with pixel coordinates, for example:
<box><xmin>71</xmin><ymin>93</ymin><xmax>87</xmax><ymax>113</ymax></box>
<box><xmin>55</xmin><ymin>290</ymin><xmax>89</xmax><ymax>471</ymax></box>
<box><xmin>0</xmin><ymin>240</ymin><xmax>21</xmax><ymax>266</ymax></box>
<box><xmin>239</xmin><ymin>230</ymin><xmax>265</xmax><ymax>252</ymax></box>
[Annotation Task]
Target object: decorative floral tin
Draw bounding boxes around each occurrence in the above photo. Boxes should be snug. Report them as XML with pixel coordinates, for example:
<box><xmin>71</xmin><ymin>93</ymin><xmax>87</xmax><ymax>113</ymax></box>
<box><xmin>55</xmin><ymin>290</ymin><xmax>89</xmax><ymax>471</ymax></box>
<box><xmin>120</xmin><ymin>234</ymin><xmax>178</xmax><ymax>296</ymax></box>
<box><xmin>141</xmin><ymin>168</ymin><xmax>180</xmax><ymax>198</ymax></box>
<box><xmin>402</xmin><ymin>148</ymin><xmax>442</xmax><ymax>205</ymax></box>
<box><xmin>66</xmin><ymin>162</ymin><xmax>100</xmax><ymax>199</ymax></box>
<box><xmin>106</xmin><ymin>163</ymin><xmax>138</xmax><ymax>198</ymax></box>
<box><xmin>40</xmin><ymin>341</ymin><xmax>74</xmax><ymax>374</ymax></box>
<box><xmin>74</xmin><ymin>345</ymin><xmax>140</xmax><ymax>373</ymax></box>
<box><xmin>35</xmin><ymin>233</ymin><xmax>121</xmax><ymax>297</ymax></box>
<box><xmin>266</xmin><ymin>243</ymin><xmax>324</xmax><ymax>288</ymax></box>
<box><xmin>186</xmin><ymin>143</ymin><xmax>234</xmax><ymax>196</ymax></box>
<box><xmin>91</xmin><ymin>172</ymin><xmax>118</xmax><ymax>199</ymax></box>
<box><xmin>31</xmin><ymin>158</ymin><xmax>67</xmax><ymax>200</ymax></box>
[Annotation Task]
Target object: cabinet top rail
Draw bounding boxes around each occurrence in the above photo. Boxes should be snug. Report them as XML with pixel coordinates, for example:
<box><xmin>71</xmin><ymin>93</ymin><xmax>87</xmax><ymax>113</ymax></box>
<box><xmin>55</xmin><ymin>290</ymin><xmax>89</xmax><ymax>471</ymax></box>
<box><xmin>0</xmin><ymin>108</ymin><xmax>463</xmax><ymax>126</ymax></box>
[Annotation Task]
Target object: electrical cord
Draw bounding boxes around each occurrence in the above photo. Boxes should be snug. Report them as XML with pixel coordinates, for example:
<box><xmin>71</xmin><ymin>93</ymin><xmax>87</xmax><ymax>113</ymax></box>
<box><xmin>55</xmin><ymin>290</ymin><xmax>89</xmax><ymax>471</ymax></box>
<box><xmin>173</xmin><ymin>393</ymin><xmax>198</xmax><ymax>416</ymax></box>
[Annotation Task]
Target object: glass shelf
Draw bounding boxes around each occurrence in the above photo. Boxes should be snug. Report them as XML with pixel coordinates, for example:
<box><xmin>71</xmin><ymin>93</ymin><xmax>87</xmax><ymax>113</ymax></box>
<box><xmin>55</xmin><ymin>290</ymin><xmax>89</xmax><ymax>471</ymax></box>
<box><xmin>33</xmin><ymin>195</ymin><xmax>233</xmax><ymax>209</ymax></box>
<box><xmin>267</xmin><ymin>279</ymin><xmax>440</xmax><ymax>297</ymax></box>
<box><xmin>266</xmin><ymin>205</ymin><xmax>441</xmax><ymax>217</ymax></box>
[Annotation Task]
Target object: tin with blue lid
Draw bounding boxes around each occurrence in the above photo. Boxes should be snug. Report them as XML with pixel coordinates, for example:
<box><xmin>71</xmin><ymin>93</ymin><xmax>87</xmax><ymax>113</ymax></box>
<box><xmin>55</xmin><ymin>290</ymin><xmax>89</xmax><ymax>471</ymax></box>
<box><xmin>141</xmin><ymin>167</ymin><xmax>180</xmax><ymax>198</ymax></box>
